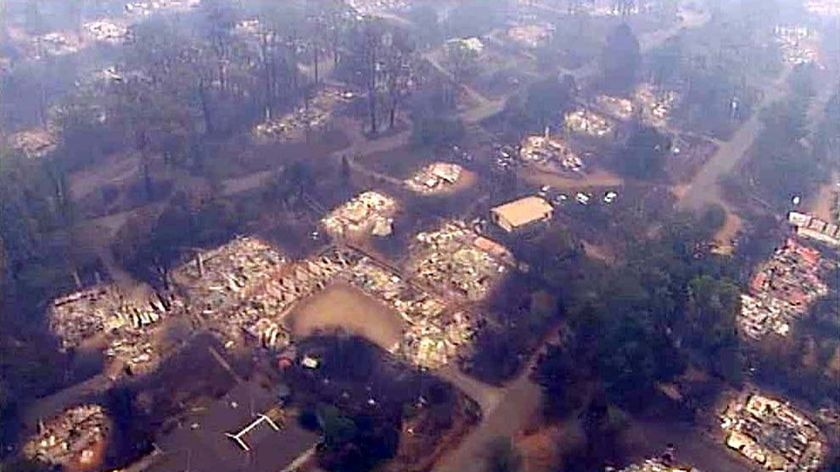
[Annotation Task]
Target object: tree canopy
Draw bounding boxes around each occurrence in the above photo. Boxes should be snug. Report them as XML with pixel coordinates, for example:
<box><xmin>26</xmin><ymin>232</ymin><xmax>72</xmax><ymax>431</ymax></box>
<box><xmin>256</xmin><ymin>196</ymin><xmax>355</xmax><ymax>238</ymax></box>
<box><xmin>614</xmin><ymin>125</ymin><xmax>671</xmax><ymax>179</ymax></box>
<box><xmin>601</xmin><ymin>24</ymin><xmax>641</xmax><ymax>94</ymax></box>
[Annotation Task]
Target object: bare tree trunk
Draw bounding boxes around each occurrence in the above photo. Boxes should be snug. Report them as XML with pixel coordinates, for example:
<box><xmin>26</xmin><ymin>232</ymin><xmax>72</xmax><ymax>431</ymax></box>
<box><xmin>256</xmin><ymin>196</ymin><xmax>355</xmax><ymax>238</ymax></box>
<box><xmin>313</xmin><ymin>45</ymin><xmax>320</xmax><ymax>85</ymax></box>
<box><xmin>366</xmin><ymin>33</ymin><xmax>378</xmax><ymax>134</ymax></box>
<box><xmin>389</xmin><ymin>96</ymin><xmax>397</xmax><ymax>129</ymax></box>
<box><xmin>198</xmin><ymin>79</ymin><xmax>214</xmax><ymax>134</ymax></box>
<box><xmin>261</xmin><ymin>34</ymin><xmax>274</xmax><ymax>119</ymax></box>
<box><xmin>368</xmin><ymin>93</ymin><xmax>377</xmax><ymax>134</ymax></box>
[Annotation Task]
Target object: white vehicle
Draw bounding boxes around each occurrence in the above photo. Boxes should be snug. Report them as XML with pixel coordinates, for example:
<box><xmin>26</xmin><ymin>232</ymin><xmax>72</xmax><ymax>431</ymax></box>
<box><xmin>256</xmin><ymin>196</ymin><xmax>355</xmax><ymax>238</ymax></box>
<box><xmin>575</xmin><ymin>192</ymin><xmax>591</xmax><ymax>205</ymax></box>
<box><xmin>604</xmin><ymin>191</ymin><xmax>618</xmax><ymax>204</ymax></box>
<box><xmin>553</xmin><ymin>194</ymin><xmax>568</xmax><ymax>205</ymax></box>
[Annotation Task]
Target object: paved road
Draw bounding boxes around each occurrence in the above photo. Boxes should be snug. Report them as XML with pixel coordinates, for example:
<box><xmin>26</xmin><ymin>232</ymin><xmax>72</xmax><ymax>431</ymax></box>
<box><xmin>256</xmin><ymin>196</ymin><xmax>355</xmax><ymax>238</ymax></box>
<box><xmin>436</xmin><ymin>365</ymin><xmax>504</xmax><ymax>414</ymax></box>
<box><xmin>678</xmin><ymin>69</ymin><xmax>793</xmax><ymax>211</ymax></box>
<box><xmin>433</xmin><ymin>370</ymin><xmax>542</xmax><ymax>472</ymax></box>
<box><xmin>429</xmin><ymin>11</ymin><xmax>716</xmax><ymax>472</ymax></box>
<box><xmin>679</xmin><ymin>64</ymin><xmax>837</xmax><ymax>212</ymax></box>
<box><xmin>431</xmin><ymin>327</ymin><xmax>560</xmax><ymax>472</ymax></box>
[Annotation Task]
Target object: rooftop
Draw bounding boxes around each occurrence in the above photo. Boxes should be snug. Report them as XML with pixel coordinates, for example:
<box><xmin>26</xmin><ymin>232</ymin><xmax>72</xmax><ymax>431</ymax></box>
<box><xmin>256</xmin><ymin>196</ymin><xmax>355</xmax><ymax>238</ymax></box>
<box><xmin>147</xmin><ymin>382</ymin><xmax>319</xmax><ymax>472</ymax></box>
<box><xmin>491</xmin><ymin>196</ymin><xmax>554</xmax><ymax>229</ymax></box>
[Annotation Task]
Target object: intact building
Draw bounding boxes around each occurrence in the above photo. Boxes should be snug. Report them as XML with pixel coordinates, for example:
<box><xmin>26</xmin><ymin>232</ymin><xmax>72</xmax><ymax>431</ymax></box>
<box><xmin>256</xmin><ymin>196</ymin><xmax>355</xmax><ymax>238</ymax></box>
<box><xmin>491</xmin><ymin>196</ymin><xmax>553</xmax><ymax>232</ymax></box>
<box><xmin>145</xmin><ymin>382</ymin><xmax>319</xmax><ymax>472</ymax></box>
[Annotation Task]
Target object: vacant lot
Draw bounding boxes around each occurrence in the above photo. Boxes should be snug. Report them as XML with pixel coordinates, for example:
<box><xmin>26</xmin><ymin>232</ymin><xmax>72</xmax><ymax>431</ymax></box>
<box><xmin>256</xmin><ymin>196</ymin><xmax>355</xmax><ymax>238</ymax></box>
<box><xmin>285</xmin><ymin>283</ymin><xmax>405</xmax><ymax>352</ymax></box>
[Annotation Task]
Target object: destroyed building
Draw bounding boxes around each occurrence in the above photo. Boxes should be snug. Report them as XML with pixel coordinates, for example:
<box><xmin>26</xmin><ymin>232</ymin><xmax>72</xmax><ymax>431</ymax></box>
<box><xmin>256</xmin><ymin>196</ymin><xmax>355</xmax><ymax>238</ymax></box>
<box><xmin>788</xmin><ymin>212</ymin><xmax>840</xmax><ymax>247</ymax></box>
<box><xmin>124</xmin><ymin>0</ymin><xmax>200</xmax><ymax>16</ymax></box>
<box><xmin>253</xmin><ymin>87</ymin><xmax>352</xmax><ymax>142</ymax></box>
<box><xmin>33</xmin><ymin>32</ymin><xmax>81</xmax><ymax>57</ymax></box>
<box><xmin>635</xmin><ymin>84</ymin><xmax>679</xmax><ymax>128</ymax></box>
<box><xmin>24</xmin><ymin>405</ymin><xmax>111</xmax><ymax>469</ymax></box>
<box><xmin>596</xmin><ymin>95</ymin><xmax>635</xmax><ymax>120</ymax></box>
<box><xmin>322</xmin><ymin>191</ymin><xmax>397</xmax><ymax>238</ymax></box>
<box><xmin>518</xmin><ymin>132</ymin><xmax>583</xmax><ymax>172</ymax></box>
<box><xmin>84</xmin><ymin>20</ymin><xmax>131</xmax><ymax>43</ymax></box>
<box><xmin>8</xmin><ymin>129</ymin><xmax>57</xmax><ymax>158</ymax></box>
<box><xmin>49</xmin><ymin>284</ymin><xmax>172</xmax><ymax>373</ymax></box>
<box><xmin>507</xmin><ymin>24</ymin><xmax>553</xmax><ymax>48</ymax></box>
<box><xmin>738</xmin><ymin>238</ymin><xmax>828</xmax><ymax>340</ymax></box>
<box><xmin>775</xmin><ymin>26</ymin><xmax>820</xmax><ymax>65</ymax></box>
<box><xmin>617</xmin><ymin>458</ymin><xmax>702</xmax><ymax>472</ymax></box>
<box><xmin>409</xmin><ymin>222</ymin><xmax>511</xmax><ymax>301</ymax></box>
<box><xmin>721</xmin><ymin>393</ymin><xmax>824</xmax><ymax>472</ymax></box>
<box><xmin>405</xmin><ymin>162</ymin><xmax>464</xmax><ymax>193</ymax></box>
<box><xmin>805</xmin><ymin>0</ymin><xmax>840</xmax><ymax>16</ymax></box>
<box><xmin>565</xmin><ymin>108</ymin><xmax>613</xmax><ymax>137</ymax></box>
<box><xmin>172</xmin><ymin>236</ymin><xmax>287</xmax><ymax>318</ymax></box>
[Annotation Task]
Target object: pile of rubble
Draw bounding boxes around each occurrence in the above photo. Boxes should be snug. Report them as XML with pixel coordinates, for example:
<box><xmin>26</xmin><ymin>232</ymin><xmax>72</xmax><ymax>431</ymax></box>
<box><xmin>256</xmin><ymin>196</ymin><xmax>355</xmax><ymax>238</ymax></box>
<box><xmin>235</xmin><ymin>19</ymin><xmax>265</xmax><ymax>37</ymax></box>
<box><xmin>617</xmin><ymin>458</ymin><xmax>701</xmax><ymax>472</ymax></box>
<box><xmin>24</xmin><ymin>405</ymin><xmax>110</xmax><ymax>469</ymax></box>
<box><xmin>8</xmin><ymin>129</ymin><xmax>57</xmax><ymax>158</ymax></box>
<box><xmin>635</xmin><ymin>84</ymin><xmax>679</xmax><ymax>128</ymax></box>
<box><xmin>124</xmin><ymin>0</ymin><xmax>200</xmax><ymax>16</ymax></box>
<box><xmin>347</xmin><ymin>0</ymin><xmax>410</xmax><ymax>16</ymax></box>
<box><xmin>584</xmin><ymin>2</ymin><xmax>648</xmax><ymax>16</ymax></box>
<box><xmin>34</xmin><ymin>32</ymin><xmax>80</xmax><ymax>57</ymax></box>
<box><xmin>405</xmin><ymin>163</ymin><xmax>464</xmax><ymax>193</ymax></box>
<box><xmin>253</xmin><ymin>87</ymin><xmax>352</xmax><ymax>142</ymax></box>
<box><xmin>446</xmin><ymin>37</ymin><xmax>485</xmax><ymax>56</ymax></box>
<box><xmin>805</xmin><ymin>0</ymin><xmax>840</xmax><ymax>17</ymax></box>
<box><xmin>49</xmin><ymin>285</ymin><xmax>173</xmax><ymax>372</ymax></box>
<box><xmin>173</xmin><ymin>236</ymin><xmax>287</xmax><ymax>317</ymax></box>
<box><xmin>409</xmin><ymin>222</ymin><xmax>510</xmax><ymax>301</ymax></box>
<box><xmin>322</xmin><ymin>191</ymin><xmax>397</xmax><ymax>238</ymax></box>
<box><xmin>218</xmin><ymin>249</ymin><xmax>355</xmax><ymax>348</ymax></box>
<box><xmin>345</xmin><ymin>254</ymin><xmax>471</xmax><ymax>369</ymax></box>
<box><xmin>564</xmin><ymin>108</ymin><xmax>613</xmax><ymax>137</ymax></box>
<box><xmin>50</xmin><ymin>286</ymin><xmax>167</xmax><ymax>349</ymax></box>
<box><xmin>402</xmin><ymin>310</ymin><xmax>474</xmax><ymax>370</ymax></box>
<box><xmin>775</xmin><ymin>26</ymin><xmax>819</xmax><ymax>65</ymax></box>
<box><xmin>196</xmin><ymin>242</ymin><xmax>472</xmax><ymax>369</ymax></box>
<box><xmin>519</xmin><ymin>133</ymin><xmax>583</xmax><ymax>172</ymax></box>
<box><xmin>84</xmin><ymin>20</ymin><xmax>130</xmax><ymax>43</ymax></box>
<box><xmin>596</xmin><ymin>95</ymin><xmax>635</xmax><ymax>120</ymax></box>
<box><xmin>721</xmin><ymin>392</ymin><xmax>824</xmax><ymax>471</ymax></box>
<box><xmin>738</xmin><ymin>238</ymin><xmax>828</xmax><ymax>340</ymax></box>
<box><xmin>788</xmin><ymin>212</ymin><xmax>839</xmax><ymax>247</ymax></box>
<box><xmin>507</xmin><ymin>24</ymin><xmax>553</xmax><ymax>48</ymax></box>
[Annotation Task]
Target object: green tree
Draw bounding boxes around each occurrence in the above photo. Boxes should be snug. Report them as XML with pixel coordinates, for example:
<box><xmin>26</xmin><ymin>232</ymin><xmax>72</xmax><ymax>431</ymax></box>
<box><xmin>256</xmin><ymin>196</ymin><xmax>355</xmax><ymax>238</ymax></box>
<box><xmin>523</xmin><ymin>76</ymin><xmax>576</xmax><ymax>130</ymax></box>
<box><xmin>318</xmin><ymin>404</ymin><xmax>358</xmax><ymax>450</ymax></box>
<box><xmin>682</xmin><ymin>275</ymin><xmax>743</xmax><ymax>382</ymax></box>
<box><xmin>616</xmin><ymin>125</ymin><xmax>671</xmax><ymax>179</ymax></box>
<box><xmin>534</xmin><ymin>343</ymin><xmax>590</xmax><ymax>417</ymax></box>
<box><xmin>485</xmin><ymin>437</ymin><xmax>522</xmax><ymax>472</ymax></box>
<box><xmin>410</xmin><ymin>115</ymin><xmax>465</xmax><ymax>148</ymax></box>
<box><xmin>602</xmin><ymin>24</ymin><xmax>640</xmax><ymax>94</ymax></box>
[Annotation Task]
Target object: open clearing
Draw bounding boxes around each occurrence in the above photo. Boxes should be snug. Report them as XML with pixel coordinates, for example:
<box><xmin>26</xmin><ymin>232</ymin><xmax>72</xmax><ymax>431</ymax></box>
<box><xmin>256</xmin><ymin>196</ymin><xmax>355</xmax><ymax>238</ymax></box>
<box><xmin>712</xmin><ymin>210</ymin><xmax>742</xmax><ymax>254</ymax></box>
<box><xmin>808</xmin><ymin>172</ymin><xmax>838</xmax><ymax>222</ymax></box>
<box><xmin>284</xmin><ymin>283</ymin><xmax>405</xmax><ymax>351</ymax></box>
<box><xmin>623</xmin><ymin>419</ymin><xmax>752</xmax><ymax>472</ymax></box>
